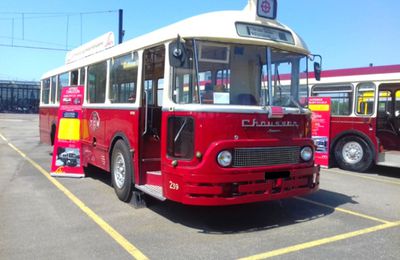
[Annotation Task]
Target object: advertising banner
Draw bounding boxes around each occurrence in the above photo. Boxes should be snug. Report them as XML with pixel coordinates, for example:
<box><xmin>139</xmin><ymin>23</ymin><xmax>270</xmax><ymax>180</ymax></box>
<box><xmin>309</xmin><ymin>97</ymin><xmax>331</xmax><ymax>168</ymax></box>
<box><xmin>50</xmin><ymin>86</ymin><xmax>84</xmax><ymax>177</ymax></box>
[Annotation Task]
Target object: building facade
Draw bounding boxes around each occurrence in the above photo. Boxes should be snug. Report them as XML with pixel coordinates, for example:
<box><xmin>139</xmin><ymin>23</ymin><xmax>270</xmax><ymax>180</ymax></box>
<box><xmin>0</xmin><ymin>80</ymin><xmax>40</xmax><ymax>113</ymax></box>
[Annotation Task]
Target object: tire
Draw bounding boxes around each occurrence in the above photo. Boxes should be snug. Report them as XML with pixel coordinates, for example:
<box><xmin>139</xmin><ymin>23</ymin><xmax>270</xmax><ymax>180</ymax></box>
<box><xmin>111</xmin><ymin>140</ymin><xmax>133</xmax><ymax>202</ymax></box>
<box><xmin>334</xmin><ymin>136</ymin><xmax>374</xmax><ymax>172</ymax></box>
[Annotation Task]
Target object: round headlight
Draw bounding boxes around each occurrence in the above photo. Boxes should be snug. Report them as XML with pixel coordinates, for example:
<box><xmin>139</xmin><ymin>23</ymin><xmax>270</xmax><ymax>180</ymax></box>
<box><xmin>217</xmin><ymin>150</ymin><xmax>232</xmax><ymax>167</ymax></box>
<box><xmin>300</xmin><ymin>146</ymin><xmax>313</xmax><ymax>161</ymax></box>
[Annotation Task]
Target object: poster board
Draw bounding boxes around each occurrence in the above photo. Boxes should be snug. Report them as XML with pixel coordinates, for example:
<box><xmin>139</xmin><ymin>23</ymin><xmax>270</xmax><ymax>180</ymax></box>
<box><xmin>309</xmin><ymin>97</ymin><xmax>331</xmax><ymax>168</ymax></box>
<box><xmin>50</xmin><ymin>86</ymin><xmax>84</xmax><ymax>177</ymax></box>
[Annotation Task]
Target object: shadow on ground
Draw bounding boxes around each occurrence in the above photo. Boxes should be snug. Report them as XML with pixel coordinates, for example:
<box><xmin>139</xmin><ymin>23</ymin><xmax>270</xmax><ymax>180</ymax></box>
<box><xmin>84</xmin><ymin>165</ymin><xmax>358</xmax><ymax>234</ymax></box>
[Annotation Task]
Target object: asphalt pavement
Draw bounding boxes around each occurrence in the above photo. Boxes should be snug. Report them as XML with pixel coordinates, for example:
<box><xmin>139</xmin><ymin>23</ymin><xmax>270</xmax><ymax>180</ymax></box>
<box><xmin>0</xmin><ymin>113</ymin><xmax>399</xmax><ymax>260</ymax></box>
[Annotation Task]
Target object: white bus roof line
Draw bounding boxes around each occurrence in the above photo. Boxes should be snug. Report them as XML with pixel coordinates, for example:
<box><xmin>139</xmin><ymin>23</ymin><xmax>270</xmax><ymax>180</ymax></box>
<box><xmin>41</xmin><ymin>8</ymin><xmax>309</xmax><ymax>79</ymax></box>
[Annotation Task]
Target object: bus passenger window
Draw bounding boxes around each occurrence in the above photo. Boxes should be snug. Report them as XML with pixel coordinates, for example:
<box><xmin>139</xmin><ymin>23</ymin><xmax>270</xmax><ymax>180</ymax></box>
<box><xmin>71</xmin><ymin>70</ymin><xmax>79</xmax><ymax>86</ymax></box>
<box><xmin>57</xmin><ymin>73</ymin><xmax>69</xmax><ymax>103</ymax></box>
<box><xmin>355</xmin><ymin>83</ymin><xmax>375</xmax><ymax>116</ymax></box>
<box><xmin>157</xmin><ymin>78</ymin><xmax>164</xmax><ymax>107</ymax></box>
<box><xmin>42</xmin><ymin>78</ymin><xmax>50</xmax><ymax>104</ymax></box>
<box><xmin>87</xmin><ymin>61</ymin><xmax>107</xmax><ymax>103</ymax></box>
<box><xmin>311</xmin><ymin>84</ymin><xmax>353</xmax><ymax>116</ymax></box>
<box><xmin>395</xmin><ymin>90</ymin><xmax>400</xmax><ymax>117</ymax></box>
<box><xmin>110</xmin><ymin>53</ymin><xmax>138</xmax><ymax>103</ymax></box>
<box><xmin>79</xmin><ymin>67</ymin><xmax>86</xmax><ymax>86</ymax></box>
<box><xmin>50</xmin><ymin>76</ymin><xmax>56</xmax><ymax>104</ymax></box>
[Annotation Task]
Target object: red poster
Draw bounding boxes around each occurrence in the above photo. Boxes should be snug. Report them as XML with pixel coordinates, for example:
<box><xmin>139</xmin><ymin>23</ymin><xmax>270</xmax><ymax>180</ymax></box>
<box><xmin>309</xmin><ymin>97</ymin><xmax>331</xmax><ymax>168</ymax></box>
<box><xmin>50</xmin><ymin>86</ymin><xmax>84</xmax><ymax>177</ymax></box>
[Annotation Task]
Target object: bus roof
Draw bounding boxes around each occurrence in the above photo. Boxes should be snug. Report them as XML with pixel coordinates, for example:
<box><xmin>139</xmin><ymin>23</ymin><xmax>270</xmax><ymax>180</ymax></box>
<box><xmin>314</xmin><ymin>64</ymin><xmax>400</xmax><ymax>78</ymax></box>
<box><xmin>41</xmin><ymin>1</ymin><xmax>310</xmax><ymax>79</ymax></box>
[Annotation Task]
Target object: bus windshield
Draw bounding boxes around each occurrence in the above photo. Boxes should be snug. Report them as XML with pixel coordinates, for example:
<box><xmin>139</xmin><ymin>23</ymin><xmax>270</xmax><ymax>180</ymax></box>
<box><xmin>172</xmin><ymin>40</ymin><xmax>308</xmax><ymax>108</ymax></box>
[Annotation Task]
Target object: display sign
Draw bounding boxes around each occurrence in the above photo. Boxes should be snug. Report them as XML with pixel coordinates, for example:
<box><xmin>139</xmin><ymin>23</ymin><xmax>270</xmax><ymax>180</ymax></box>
<box><xmin>50</xmin><ymin>86</ymin><xmax>84</xmax><ymax>177</ymax></box>
<box><xmin>236</xmin><ymin>23</ymin><xmax>294</xmax><ymax>45</ymax></box>
<box><xmin>257</xmin><ymin>0</ymin><xmax>277</xmax><ymax>19</ymax></box>
<box><xmin>309</xmin><ymin>97</ymin><xmax>331</xmax><ymax>168</ymax></box>
<box><xmin>65</xmin><ymin>32</ymin><xmax>115</xmax><ymax>64</ymax></box>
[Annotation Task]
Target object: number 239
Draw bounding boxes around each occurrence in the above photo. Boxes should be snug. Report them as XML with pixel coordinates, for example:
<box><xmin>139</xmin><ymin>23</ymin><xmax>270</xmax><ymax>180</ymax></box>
<box><xmin>169</xmin><ymin>181</ymin><xmax>179</xmax><ymax>190</ymax></box>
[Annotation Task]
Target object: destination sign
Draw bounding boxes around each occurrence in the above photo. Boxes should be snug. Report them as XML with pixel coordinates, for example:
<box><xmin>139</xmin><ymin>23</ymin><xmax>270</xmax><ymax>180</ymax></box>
<box><xmin>236</xmin><ymin>23</ymin><xmax>294</xmax><ymax>45</ymax></box>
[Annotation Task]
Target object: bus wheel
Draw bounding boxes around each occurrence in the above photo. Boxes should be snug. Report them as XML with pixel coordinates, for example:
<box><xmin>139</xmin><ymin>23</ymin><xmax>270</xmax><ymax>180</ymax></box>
<box><xmin>334</xmin><ymin>136</ymin><xmax>374</xmax><ymax>172</ymax></box>
<box><xmin>111</xmin><ymin>140</ymin><xmax>133</xmax><ymax>202</ymax></box>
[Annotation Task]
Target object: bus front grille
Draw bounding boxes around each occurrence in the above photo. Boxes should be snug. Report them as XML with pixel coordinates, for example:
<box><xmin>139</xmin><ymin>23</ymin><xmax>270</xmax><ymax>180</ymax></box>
<box><xmin>233</xmin><ymin>146</ymin><xmax>300</xmax><ymax>167</ymax></box>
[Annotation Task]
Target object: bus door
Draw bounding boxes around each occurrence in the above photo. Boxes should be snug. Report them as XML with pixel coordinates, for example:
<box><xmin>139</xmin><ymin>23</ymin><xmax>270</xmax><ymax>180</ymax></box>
<box><xmin>376</xmin><ymin>84</ymin><xmax>400</xmax><ymax>151</ymax></box>
<box><xmin>139</xmin><ymin>45</ymin><xmax>165</xmax><ymax>184</ymax></box>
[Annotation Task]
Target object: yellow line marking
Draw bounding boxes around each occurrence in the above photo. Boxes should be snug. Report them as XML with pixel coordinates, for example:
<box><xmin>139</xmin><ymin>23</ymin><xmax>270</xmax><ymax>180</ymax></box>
<box><xmin>0</xmin><ymin>133</ymin><xmax>7</xmax><ymax>142</ymax></box>
<box><xmin>295</xmin><ymin>197</ymin><xmax>392</xmax><ymax>224</ymax></box>
<box><xmin>239</xmin><ymin>221</ymin><xmax>400</xmax><ymax>260</ymax></box>
<box><xmin>0</xmin><ymin>133</ymin><xmax>149</xmax><ymax>260</ymax></box>
<box><xmin>324</xmin><ymin>168</ymin><xmax>400</xmax><ymax>186</ymax></box>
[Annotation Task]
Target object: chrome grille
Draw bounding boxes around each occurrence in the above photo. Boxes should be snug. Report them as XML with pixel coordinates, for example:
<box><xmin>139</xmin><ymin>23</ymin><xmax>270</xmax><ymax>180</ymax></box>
<box><xmin>233</xmin><ymin>146</ymin><xmax>300</xmax><ymax>167</ymax></box>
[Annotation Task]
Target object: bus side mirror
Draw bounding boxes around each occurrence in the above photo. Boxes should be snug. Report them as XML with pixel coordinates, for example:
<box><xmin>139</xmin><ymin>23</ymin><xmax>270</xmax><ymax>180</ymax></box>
<box><xmin>310</xmin><ymin>54</ymin><xmax>322</xmax><ymax>81</ymax></box>
<box><xmin>169</xmin><ymin>35</ymin><xmax>188</xmax><ymax>68</ymax></box>
<box><xmin>314</xmin><ymin>62</ymin><xmax>321</xmax><ymax>81</ymax></box>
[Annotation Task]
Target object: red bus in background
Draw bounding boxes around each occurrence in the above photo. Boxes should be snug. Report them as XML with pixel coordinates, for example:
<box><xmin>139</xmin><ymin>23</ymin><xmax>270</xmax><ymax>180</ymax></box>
<box><xmin>309</xmin><ymin>65</ymin><xmax>400</xmax><ymax>172</ymax></box>
<box><xmin>39</xmin><ymin>0</ymin><xmax>319</xmax><ymax>206</ymax></box>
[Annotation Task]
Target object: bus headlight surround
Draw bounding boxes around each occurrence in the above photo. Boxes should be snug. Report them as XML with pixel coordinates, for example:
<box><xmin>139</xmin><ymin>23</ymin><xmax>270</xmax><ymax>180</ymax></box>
<box><xmin>217</xmin><ymin>150</ymin><xmax>232</xmax><ymax>167</ymax></box>
<box><xmin>300</xmin><ymin>146</ymin><xmax>313</xmax><ymax>162</ymax></box>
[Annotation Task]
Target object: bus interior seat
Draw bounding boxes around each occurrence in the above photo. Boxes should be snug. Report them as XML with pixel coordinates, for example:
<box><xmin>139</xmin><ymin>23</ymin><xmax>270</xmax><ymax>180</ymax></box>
<box><xmin>235</xmin><ymin>93</ymin><xmax>257</xmax><ymax>105</ymax></box>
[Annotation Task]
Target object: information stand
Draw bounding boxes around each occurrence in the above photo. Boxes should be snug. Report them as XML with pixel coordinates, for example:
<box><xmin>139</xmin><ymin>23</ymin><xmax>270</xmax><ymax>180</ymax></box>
<box><xmin>50</xmin><ymin>86</ymin><xmax>85</xmax><ymax>177</ymax></box>
<box><xmin>309</xmin><ymin>97</ymin><xmax>331</xmax><ymax>168</ymax></box>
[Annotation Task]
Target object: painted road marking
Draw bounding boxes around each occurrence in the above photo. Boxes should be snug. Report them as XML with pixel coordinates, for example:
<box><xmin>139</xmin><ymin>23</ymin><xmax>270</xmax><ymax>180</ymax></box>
<box><xmin>324</xmin><ymin>168</ymin><xmax>400</xmax><ymax>186</ymax></box>
<box><xmin>239</xmin><ymin>221</ymin><xmax>400</xmax><ymax>260</ymax></box>
<box><xmin>295</xmin><ymin>197</ymin><xmax>393</xmax><ymax>224</ymax></box>
<box><xmin>0</xmin><ymin>132</ymin><xmax>149</xmax><ymax>260</ymax></box>
<box><xmin>239</xmin><ymin>188</ymin><xmax>398</xmax><ymax>259</ymax></box>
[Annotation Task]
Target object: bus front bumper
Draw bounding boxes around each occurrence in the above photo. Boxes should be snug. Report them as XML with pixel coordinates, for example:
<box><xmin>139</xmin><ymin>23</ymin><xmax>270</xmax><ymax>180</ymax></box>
<box><xmin>164</xmin><ymin>165</ymin><xmax>320</xmax><ymax>206</ymax></box>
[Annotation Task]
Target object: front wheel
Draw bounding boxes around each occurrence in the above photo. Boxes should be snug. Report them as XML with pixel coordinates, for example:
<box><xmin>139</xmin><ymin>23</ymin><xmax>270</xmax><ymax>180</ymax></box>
<box><xmin>111</xmin><ymin>140</ymin><xmax>133</xmax><ymax>202</ymax></box>
<box><xmin>334</xmin><ymin>136</ymin><xmax>374</xmax><ymax>172</ymax></box>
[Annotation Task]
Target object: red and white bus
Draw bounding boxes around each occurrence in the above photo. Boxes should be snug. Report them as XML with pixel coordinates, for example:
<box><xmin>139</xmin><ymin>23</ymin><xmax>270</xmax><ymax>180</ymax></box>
<box><xmin>309</xmin><ymin>65</ymin><xmax>400</xmax><ymax>172</ymax></box>
<box><xmin>40</xmin><ymin>0</ymin><xmax>320</xmax><ymax>206</ymax></box>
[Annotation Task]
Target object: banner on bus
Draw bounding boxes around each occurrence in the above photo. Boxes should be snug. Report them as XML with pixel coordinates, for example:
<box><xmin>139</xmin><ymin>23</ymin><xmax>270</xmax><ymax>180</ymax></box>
<box><xmin>50</xmin><ymin>86</ymin><xmax>84</xmax><ymax>178</ymax></box>
<box><xmin>309</xmin><ymin>97</ymin><xmax>331</xmax><ymax>168</ymax></box>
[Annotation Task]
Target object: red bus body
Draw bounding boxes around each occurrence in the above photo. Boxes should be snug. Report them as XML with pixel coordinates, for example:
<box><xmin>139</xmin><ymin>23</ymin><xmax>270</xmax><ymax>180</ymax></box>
<box><xmin>39</xmin><ymin>1</ymin><xmax>319</xmax><ymax>205</ymax></box>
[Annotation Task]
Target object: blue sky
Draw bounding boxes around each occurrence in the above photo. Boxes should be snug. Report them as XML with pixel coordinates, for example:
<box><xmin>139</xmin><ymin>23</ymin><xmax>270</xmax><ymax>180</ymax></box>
<box><xmin>0</xmin><ymin>0</ymin><xmax>399</xmax><ymax>81</ymax></box>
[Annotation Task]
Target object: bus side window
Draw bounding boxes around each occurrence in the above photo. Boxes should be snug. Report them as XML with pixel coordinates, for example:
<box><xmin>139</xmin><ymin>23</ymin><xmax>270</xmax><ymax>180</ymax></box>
<box><xmin>79</xmin><ymin>67</ymin><xmax>86</xmax><ymax>86</ymax></box>
<box><xmin>87</xmin><ymin>61</ymin><xmax>107</xmax><ymax>103</ymax></box>
<box><xmin>50</xmin><ymin>76</ymin><xmax>57</xmax><ymax>104</ymax></box>
<box><xmin>355</xmin><ymin>83</ymin><xmax>375</xmax><ymax>116</ymax></box>
<box><xmin>110</xmin><ymin>53</ymin><xmax>138</xmax><ymax>104</ymax></box>
<box><xmin>157</xmin><ymin>78</ymin><xmax>164</xmax><ymax>107</ymax></box>
<box><xmin>395</xmin><ymin>90</ymin><xmax>400</xmax><ymax>118</ymax></box>
<box><xmin>57</xmin><ymin>72</ymin><xmax>69</xmax><ymax>103</ymax></box>
<box><xmin>311</xmin><ymin>84</ymin><xmax>353</xmax><ymax>116</ymax></box>
<box><xmin>42</xmin><ymin>78</ymin><xmax>50</xmax><ymax>104</ymax></box>
<box><xmin>71</xmin><ymin>70</ymin><xmax>79</xmax><ymax>86</ymax></box>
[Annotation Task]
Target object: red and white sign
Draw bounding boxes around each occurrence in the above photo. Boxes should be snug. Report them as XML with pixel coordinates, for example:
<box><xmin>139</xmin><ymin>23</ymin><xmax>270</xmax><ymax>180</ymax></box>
<box><xmin>309</xmin><ymin>97</ymin><xmax>331</xmax><ymax>168</ymax></box>
<box><xmin>65</xmin><ymin>32</ymin><xmax>115</xmax><ymax>64</ymax></box>
<box><xmin>50</xmin><ymin>86</ymin><xmax>85</xmax><ymax>177</ymax></box>
<box><xmin>257</xmin><ymin>0</ymin><xmax>277</xmax><ymax>19</ymax></box>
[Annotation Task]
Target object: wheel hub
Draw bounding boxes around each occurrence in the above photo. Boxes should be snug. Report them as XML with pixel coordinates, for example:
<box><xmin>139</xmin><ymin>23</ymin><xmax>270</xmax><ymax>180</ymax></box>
<box><xmin>114</xmin><ymin>153</ymin><xmax>126</xmax><ymax>189</ymax></box>
<box><xmin>342</xmin><ymin>141</ymin><xmax>363</xmax><ymax>164</ymax></box>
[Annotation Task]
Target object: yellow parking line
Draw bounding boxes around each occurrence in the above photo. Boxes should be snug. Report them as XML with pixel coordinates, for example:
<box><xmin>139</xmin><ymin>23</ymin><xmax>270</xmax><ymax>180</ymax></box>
<box><xmin>239</xmin><ymin>221</ymin><xmax>400</xmax><ymax>260</ymax></box>
<box><xmin>295</xmin><ymin>197</ymin><xmax>392</xmax><ymax>224</ymax></box>
<box><xmin>0</xmin><ymin>133</ymin><xmax>7</xmax><ymax>141</ymax></box>
<box><xmin>324</xmin><ymin>168</ymin><xmax>400</xmax><ymax>186</ymax></box>
<box><xmin>0</xmin><ymin>133</ymin><xmax>149</xmax><ymax>260</ymax></box>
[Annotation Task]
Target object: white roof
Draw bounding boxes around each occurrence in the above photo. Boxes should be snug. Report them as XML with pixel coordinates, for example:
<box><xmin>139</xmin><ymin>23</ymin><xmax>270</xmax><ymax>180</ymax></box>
<box><xmin>41</xmin><ymin>2</ymin><xmax>310</xmax><ymax>79</ymax></box>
